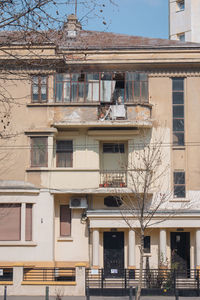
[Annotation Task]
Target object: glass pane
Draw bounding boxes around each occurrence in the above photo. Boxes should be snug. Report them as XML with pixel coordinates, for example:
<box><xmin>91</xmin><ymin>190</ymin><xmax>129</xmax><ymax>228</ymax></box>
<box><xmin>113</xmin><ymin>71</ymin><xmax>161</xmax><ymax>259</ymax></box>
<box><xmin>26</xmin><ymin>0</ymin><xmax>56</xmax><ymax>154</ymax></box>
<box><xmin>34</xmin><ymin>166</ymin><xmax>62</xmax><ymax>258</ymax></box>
<box><xmin>71</xmin><ymin>73</ymin><xmax>80</xmax><ymax>81</ymax></box>
<box><xmin>173</xmin><ymin>132</ymin><xmax>184</xmax><ymax>145</ymax></box>
<box><xmin>173</xmin><ymin>119</ymin><xmax>184</xmax><ymax>131</ymax></box>
<box><xmin>32</xmin><ymin>137</ymin><xmax>47</xmax><ymax>167</ymax></box>
<box><xmin>33</xmin><ymin>85</ymin><xmax>38</xmax><ymax>94</ymax></box>
<box><xmin>57</xmin><ymin>152</ymin><xmax>72</xmax><ymax>167</ymax></box>
<box><xmin>139</xmin><ymin>73</ymin><xmax>148</xmax><ymax>81</ymax></box>
<box><xmin>101</xmin><ymin>72</ymin><xmax>112</xmax><ymax>81</ymax></box>
<box><xmin>41</xmin><ymin>85</ymin><xmax>47</xmax><ymax>95</ymax></box>
<box><xmin>101</xmin><ymin>80</ymin><xmax>112</xmax><ymax>102</ymax></box>
<box><xmin>174</xmin><ymin>172</ymin><xmax>185</xmax><ymax>184</ymax></box>
<box><xmin>86</xmin><ymin>73</ymin><xmax>99</xmax><ymax>81</ymax></box>
<box><xmin>126</xmin><ymin>81</ymin><xmax>133</xmax><ymax>102</ymax></box>
<box><xmin>173</xmin><ymin>92</ymin><xmax>184</xmax><ymax>104</ymax></box>
<box><xmin>56</xmin><ymin>82</ymin><xmax>63</xmax><ymax>102</ymax></box>
<box><xmin>56</xmin><ymin>74</ymin><xmax>64</xmax><ymax>81</ymax></box>
<box><xmin>41</xmin><ymin>76</ymin><xmax>47</xmax><ymax>84</ymax></box>
<box><xmin>57</xmin><ymin>141</ymin><xmax>73</xmax><ymax>152</ymax></box>
<box><xmin>33</xmin><ymin>94</ymin><xmax>39</xmax><ymax>101</ymax></box>
<box><xmin>78</xmin><ymin>82</ymin><xmax>84</xmax><ymax>99</ymax></box>
<box><xmin>173</xmin><ymin>105</ymin><xmax>184</xmax><ymax>118</ymax></box>
<box><xmin>174</xmin><ymin>185</ymin><xmax>185</xmax><ymax>198</ymax></box>
<box><xmin>134</xmin><ymin>81</ymin><xmax>140</xmax><ymax>98</ymax></box>
<box><xmin>71</xmin><ymin>83</ymin><xmax>78</xmax><ymax>102</ymax></box>
<box><xmin>62</xmin><ymin>73</ymin><xmax>70</xmax><ymax>81</ymax></box>
<box><xmin>141</xmin><ymin>81</ymin><xmax>148</xmax><ymax>100</ymax></box>
<box><xmin>126</xmin><ymin>72</ymin><xmax>135</xmax><ymax>81</ymax></box>
<box><xmin>63</xmin><ymin>82</ymin><xmax>70</xmax><ymax>102</ymax></box>
<box><xmin>32</xmin><ymin>76</ymin><xmax>38</xmax><ymax>84</ymax></box>
<box><xmin>173</xmin><ymin>78</ymin><xmax>184</xmax><ymax>91</ymax></box>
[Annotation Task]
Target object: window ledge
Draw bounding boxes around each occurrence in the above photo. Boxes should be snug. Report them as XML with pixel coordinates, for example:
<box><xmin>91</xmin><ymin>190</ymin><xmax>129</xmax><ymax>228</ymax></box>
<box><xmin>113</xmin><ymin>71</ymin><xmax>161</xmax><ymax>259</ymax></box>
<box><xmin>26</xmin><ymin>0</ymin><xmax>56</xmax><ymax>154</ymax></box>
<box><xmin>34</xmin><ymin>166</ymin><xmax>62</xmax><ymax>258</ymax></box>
<box><xmin>172</xmin><ymin>146</ymin><xmax>185</xmax><ymax>150</ymax></box>
<box><xmin>0</xmin><ymin>242</ymin><xmax>37</xmax><ymax>247</ymax></box>
<box><xmin>143</xmin><ymin>253</ymin><xmax>151</xmax><ymax>257</ymax></box>
<box><xmin>170</xmin><ymin>198</ymin><xmax>190</xmax><ymax>202</ymax></box>
<box><xmin>57</xmin><ymin>237</ymin><xmax>73</xmax><ymax>242</ymax></box>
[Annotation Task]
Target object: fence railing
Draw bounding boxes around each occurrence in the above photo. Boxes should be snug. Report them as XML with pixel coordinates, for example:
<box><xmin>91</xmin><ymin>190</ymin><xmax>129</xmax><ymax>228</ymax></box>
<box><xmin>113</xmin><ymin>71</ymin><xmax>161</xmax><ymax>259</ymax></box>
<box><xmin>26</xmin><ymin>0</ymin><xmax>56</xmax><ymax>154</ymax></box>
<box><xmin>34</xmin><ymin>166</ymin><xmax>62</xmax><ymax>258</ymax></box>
<box><xmin>23</xmin><ymin>267</ymin><xmax>76</xmax><ymax>282</ymax></box>
<box><xmin>0</xmin><ymin>267</ymin><xmax>13</xmax><ymax>281</ymax></box>
<box><xmin>86</xmin><ymin>268</ymin><xmax>200</xmax><ymax>291</ymax></box>
<box><xmin>99</xmin><ymin>170</ymin><xmax>127</xmax><ymax>188</ymax></box>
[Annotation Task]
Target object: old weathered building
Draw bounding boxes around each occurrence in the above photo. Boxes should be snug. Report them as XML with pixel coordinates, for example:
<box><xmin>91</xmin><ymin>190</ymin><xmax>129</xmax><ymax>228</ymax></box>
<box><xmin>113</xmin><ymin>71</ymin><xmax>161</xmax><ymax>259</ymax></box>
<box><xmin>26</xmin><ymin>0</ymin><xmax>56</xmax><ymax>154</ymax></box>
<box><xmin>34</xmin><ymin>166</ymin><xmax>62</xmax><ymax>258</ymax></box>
<box><xmin>1</xmin><ymin>14</ymin><xmax>200</xmax><ymax>296</ymax></box>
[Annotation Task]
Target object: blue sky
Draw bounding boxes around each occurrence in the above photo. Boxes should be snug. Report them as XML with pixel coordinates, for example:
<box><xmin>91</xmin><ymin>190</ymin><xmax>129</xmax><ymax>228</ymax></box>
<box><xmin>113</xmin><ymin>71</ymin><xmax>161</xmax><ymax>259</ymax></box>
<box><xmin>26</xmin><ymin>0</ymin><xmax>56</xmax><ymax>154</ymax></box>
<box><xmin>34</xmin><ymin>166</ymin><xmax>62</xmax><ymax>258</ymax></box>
<box><xmin>76</xmin><ymin>0</ymin><xmax>169</xmax><ymax>39</ymax></box>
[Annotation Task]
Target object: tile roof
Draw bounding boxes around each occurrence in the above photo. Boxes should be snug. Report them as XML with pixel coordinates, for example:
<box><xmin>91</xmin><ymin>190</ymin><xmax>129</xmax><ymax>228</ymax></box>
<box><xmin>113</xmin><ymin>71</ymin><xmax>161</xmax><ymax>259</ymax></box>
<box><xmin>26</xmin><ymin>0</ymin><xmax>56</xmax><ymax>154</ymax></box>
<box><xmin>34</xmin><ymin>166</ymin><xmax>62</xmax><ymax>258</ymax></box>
<box><xmin>0</xmin><ymin>29</ymin><xmax>200</xmax><ymax>50</ymax></box>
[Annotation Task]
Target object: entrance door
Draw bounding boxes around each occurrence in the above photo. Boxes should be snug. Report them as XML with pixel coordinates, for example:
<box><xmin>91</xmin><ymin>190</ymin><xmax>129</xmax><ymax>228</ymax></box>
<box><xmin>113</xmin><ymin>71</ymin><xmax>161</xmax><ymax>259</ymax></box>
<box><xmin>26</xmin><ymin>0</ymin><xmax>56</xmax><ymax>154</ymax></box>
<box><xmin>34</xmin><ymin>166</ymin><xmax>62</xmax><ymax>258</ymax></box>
<box><xmin>170</xmin><ymin>232</ymin><xmax>190</xmax><ymax>277</ymax></box>
<box><xmin>103</xmin><ymin>232</ymin><xmax>124</xmax><ymax>278</ymax></box>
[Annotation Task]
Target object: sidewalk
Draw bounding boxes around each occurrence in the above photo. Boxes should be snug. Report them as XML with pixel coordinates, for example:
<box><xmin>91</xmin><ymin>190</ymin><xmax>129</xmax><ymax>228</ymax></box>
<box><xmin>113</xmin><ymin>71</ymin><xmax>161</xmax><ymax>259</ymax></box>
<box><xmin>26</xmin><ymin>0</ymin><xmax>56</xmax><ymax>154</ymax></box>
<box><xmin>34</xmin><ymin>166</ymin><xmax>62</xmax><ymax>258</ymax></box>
<box><xmin>0</xmin><ymin>296</ymin><xmax>200</xmax><ymax>300</ymax></box>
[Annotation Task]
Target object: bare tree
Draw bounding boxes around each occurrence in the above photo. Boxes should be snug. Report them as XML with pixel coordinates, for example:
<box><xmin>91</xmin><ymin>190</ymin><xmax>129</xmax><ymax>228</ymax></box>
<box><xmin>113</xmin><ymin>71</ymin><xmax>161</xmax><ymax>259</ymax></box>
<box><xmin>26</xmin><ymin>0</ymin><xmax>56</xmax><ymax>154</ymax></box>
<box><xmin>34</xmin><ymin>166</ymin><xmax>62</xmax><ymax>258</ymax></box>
<box><xmin>116</xmin><ymin>130</ymin><xmax>189</xmax><ymax>300</ymax></box>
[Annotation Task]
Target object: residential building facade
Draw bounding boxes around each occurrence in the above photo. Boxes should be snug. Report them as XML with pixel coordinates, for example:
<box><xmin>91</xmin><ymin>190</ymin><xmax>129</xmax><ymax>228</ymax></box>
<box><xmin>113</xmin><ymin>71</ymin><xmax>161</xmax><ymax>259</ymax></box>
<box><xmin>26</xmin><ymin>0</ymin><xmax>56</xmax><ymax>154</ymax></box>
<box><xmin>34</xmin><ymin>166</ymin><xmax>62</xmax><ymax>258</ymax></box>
<box><xmin>169</xmin><ymin>0</ymin><xmax>200</xmax><ymax>42</ymax></box>
<box><xmin>1</xmin><ymin>14</ymin><xmax>200</xmax><ymax>295</ymax></box>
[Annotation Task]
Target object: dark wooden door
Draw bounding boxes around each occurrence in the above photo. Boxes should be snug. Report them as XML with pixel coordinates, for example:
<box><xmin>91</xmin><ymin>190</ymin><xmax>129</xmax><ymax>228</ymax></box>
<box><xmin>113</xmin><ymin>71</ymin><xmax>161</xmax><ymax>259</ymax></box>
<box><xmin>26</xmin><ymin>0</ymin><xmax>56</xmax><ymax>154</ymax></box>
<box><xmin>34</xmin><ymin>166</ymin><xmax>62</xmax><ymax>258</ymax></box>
<box><xmin>170</xmin><ymin>232</ymin><xmax>190</xmax><ymax>278</ymax></box>
<box><xmin>103</xmin><ymin>232</ymin><xmax>124</xmax><ymax>278</ymax></box>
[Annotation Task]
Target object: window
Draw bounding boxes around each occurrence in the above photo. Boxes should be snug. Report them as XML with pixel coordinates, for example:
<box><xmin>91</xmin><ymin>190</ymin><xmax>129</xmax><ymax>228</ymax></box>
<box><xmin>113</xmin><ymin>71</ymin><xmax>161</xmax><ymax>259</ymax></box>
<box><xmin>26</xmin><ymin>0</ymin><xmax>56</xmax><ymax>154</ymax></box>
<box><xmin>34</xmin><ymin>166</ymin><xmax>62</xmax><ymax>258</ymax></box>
<box><xmin>31</xmin><ymin>137</ymin><xmax>48</xmax><ymax>167</ymax></box>
<box><xmin>60</xmin><ymin>205</ymin><xmax>71</xmax><ymax>236</ymax></box>
<box><xmin>25</xmin><ymin>204</ymin><xmax>32</xmax><ymax>241</ymax></box>
<box><xmin>172</xmin><ymin>78</ymin><xmax>184</xmax><ymax>146</ymax></box>
<box><xmin>104</xmin><ymin>196</ymin><xmax>122</xmax><ymax>207</ymax></box>
<box><xmin>55</xmin><ymin>72</ymin><xmax>148</xmax><ymax>104</ymax></box>
<box><xmin>0</xmin><ymin>204</ymin><xmax>21</xmax><ymax>241</ymax></box>
<box><xmin>56</xmin><ymin>140</ymin><xmax>73</xmax><ymax>167</ymax></box>
<box><xmin>177</xmin><ymin>0</ymin><xmax>184</xmax><ymax>11</ymax></box>
<box><xmin>144</xmin><ymin>236</ymin><xmax>151</xmax><ymax>253</ymax></box>
<box><xmin>174</xmin><ymin>171</ymin><xmax>186</xmax><ymax>198</ymax></box>
<box><xmin>178</xmin><ymin>33</ymin><xmax>185</xmax><ymax>42</ymax></box>
<box><xmin>32</xmin><ymin>75</ymin><xmax>48</xmax><ymax>102</ymax></box>
<box><xmin>103</xmin><ymin>143</ymin><xmax>125</xmax><ymax>153</ymax></box>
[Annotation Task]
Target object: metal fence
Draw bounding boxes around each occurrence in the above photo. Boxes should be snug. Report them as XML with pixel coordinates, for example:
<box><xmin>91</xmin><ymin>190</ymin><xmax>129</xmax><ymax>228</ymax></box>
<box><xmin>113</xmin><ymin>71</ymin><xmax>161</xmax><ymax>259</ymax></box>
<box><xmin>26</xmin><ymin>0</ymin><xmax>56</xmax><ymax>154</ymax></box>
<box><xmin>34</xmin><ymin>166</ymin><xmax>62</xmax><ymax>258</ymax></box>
<box><xmin>0</xmin><ymin>267</ymin><xmax>13</xmax><ymax>281</ymax></box>
<box><xmin>86</xmin><ymin>268</ymin><xmax>200</xmax><ymax>296</ymax></box>
<box><xmin>23</xmin><ymin>267</ymin><xmax>76</xmax><ymax>282</ymax></box>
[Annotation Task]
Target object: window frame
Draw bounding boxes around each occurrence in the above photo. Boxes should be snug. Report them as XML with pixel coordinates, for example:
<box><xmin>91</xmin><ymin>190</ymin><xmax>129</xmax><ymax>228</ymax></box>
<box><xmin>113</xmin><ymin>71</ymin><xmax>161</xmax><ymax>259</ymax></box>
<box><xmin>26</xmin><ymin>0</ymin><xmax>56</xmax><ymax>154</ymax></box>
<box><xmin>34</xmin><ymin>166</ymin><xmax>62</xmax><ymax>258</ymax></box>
<box><xmin>54</xmin><ymin>72</ymin><xmax>148</xmax><ymax>104</ymax></box>
<box><xmin>60</xmin><ymin>205</ymin><xmax>71</xmax><ymax>237</ymax></box>
<box><xmin>56</xmin><ymin>140</ymin><xmax>73</xmax><ymax>168</ymax></box>
<box><xmin>31</xmin><ymin>136</ymin><xmax>48</xmax><ymax>167</ymax></box>
<box><xmin>172</xmin><ymin>77</ymin><xmax>185</xmax><ymax>146</ymax></box>
<box><xmin>31</xmin><ymin>75</ymin><xmax>48</xmax><ymax>103</ymax></box>
<box><xmin>144</xmin><ymin>236</ymin><xmax>151</xmax><ymax>254</ymax></box>
<box><xmin>174</xmin><ymin>171</ymin><xmax>186</xmax><ymax>198</ymax></box>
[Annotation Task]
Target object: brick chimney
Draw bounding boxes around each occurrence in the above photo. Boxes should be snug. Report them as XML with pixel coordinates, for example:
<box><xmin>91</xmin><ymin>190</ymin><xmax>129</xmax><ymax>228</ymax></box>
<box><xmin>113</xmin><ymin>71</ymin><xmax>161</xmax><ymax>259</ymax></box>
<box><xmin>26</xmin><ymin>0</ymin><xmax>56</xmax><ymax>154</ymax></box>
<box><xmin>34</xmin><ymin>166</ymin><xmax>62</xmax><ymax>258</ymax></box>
<box><xmin>64</xmin><ymin>14</ymin><xmax>82</xmax><ymax>38</ymax></box>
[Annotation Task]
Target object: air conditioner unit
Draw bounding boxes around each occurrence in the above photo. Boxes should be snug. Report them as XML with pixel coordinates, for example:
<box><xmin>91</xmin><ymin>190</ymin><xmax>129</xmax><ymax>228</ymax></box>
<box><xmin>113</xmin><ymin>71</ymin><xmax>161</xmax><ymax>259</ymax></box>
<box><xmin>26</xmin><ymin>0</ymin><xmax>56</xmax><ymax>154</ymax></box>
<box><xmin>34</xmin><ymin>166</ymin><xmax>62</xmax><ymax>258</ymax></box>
<box><xmin>110</xmin><ymin>105</ymin><xmax>126</xmax><ymax>119</ymax></box>
<box><xmin>70</xmin><ymin>197</ymin><xmax>88</xmax><ymax>209</ymax></box>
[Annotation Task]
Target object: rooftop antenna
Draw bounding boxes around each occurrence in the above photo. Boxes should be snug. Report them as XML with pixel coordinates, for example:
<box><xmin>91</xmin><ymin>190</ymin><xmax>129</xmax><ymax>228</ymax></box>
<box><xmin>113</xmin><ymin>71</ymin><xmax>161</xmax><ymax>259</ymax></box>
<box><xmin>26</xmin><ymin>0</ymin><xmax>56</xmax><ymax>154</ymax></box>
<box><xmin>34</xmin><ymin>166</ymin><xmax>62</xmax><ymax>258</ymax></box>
<box><xmin>75</xmin><ymin>0</ymin><xmax>77</xmax><ymax>16</ymax></box>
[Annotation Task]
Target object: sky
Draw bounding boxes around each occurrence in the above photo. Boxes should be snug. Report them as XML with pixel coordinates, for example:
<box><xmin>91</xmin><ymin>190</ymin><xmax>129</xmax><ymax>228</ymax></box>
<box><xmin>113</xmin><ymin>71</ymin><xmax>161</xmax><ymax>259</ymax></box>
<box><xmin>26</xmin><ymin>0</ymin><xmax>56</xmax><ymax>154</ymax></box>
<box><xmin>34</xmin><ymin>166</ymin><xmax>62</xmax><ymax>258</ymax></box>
<box><xmin>77</xmin><ymin>0</ymin><xmax>169</xmax><ymax>39</ymax></box>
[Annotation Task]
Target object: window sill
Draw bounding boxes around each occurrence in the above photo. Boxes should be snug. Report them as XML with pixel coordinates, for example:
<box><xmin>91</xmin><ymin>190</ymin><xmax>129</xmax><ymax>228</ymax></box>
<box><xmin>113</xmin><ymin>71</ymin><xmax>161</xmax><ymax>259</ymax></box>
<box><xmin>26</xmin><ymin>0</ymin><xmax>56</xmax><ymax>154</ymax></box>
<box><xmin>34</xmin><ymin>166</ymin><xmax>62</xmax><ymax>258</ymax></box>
<box><xmin>172</xmin><ymin>146</ymin><xmax>185</xmax><ymax>150</ymax></box>
<box><xmin>57</xmin><ymin>237</ymin><xmax>73</xmax><ymax>242</ymax></box>
<box><xmin>170</xmin><ymin>198</ymin><xmax>190</xmax><ymax>202</ymax></box>
<box><xmin>0</xmin><ymin>242</ymin><xmax>37</xmax><ymax>246</ymax></box>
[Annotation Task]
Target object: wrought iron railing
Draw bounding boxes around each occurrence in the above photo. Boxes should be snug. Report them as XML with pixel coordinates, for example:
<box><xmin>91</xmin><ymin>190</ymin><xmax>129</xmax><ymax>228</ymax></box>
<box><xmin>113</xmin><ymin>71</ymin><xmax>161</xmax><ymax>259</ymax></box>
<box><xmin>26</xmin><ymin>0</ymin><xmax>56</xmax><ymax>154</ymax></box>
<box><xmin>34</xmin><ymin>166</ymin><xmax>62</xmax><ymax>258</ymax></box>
<box><xmin>23</xmin><ymin>267</ymin><xmax>76</xmax><ymax>282</ymax></box>
<box><xmin>0</xmin><ymin>267</ymin><xmax>13</xmax><ymax>281</ymax></box>
<box><xmin>86</xmin><ymin>268</ymin><xmax>200</xmax><ymax>291</ymax></box>
<box><xmin>99</xmin><ymin>170</ymin><xmax>127</xmax><ymax>187</ymax></box>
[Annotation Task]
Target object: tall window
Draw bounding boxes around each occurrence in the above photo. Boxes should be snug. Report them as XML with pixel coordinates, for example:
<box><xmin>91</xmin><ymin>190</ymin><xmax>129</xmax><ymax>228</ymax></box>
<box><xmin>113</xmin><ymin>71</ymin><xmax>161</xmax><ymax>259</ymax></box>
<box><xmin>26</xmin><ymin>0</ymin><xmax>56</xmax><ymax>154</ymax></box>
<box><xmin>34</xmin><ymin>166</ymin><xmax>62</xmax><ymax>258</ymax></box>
<box><xmin>55</xmin><ymin>72</ymin><xmax>148</xmax><ymax>104</ymax></box>
<box><xmin>32</xmin><ymin>75</ymin><xmax>48</xmax><ymax>102</ymax></box>
<box><xmin>56</xmin><ymin>140</ymin><xmax>73</xmax><ymax>167</ymax></box>
<box><xmin>174</xmin><ymin>171</ymin><xmax>185</xmax><ymax>198</ymax></box>
<box><xmin>144</xmin><ymin>236</ymin><xmax>151</xmax><ymax>253</ymax></box>
<box><xmin>172</xmin><ymin>78</ymin><xmax>184</xmax><ymax>146</ymax></box>
<box><xmin>60</xmin><ymin>205</ymin><xmax>71</xmax><ymax>236</ymax></box>
<box><xmin>0</xmin><ymin>204</ymin><xmax>21</xmax><ymax>241</ymax></box>
<box><xmin>31</xmin><ymin>137</ymin><xmax>48</xmax><ymax>167</ymax></box>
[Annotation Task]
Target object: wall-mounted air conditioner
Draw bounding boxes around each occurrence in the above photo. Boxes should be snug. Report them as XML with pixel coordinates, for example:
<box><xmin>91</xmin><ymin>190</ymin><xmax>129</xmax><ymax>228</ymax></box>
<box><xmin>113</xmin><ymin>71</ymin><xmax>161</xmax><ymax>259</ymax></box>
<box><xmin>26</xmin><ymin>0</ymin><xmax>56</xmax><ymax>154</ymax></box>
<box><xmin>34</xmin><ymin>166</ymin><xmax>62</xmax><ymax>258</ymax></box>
<box><xmin>70</xmin><ymin>197</ymin><xmax>88</xmax><ymax>209</ymax></box>
<box><xmin>110</xmin><ymin>105</ymin><xmax>126</xmax><ymax>119</ymax></box>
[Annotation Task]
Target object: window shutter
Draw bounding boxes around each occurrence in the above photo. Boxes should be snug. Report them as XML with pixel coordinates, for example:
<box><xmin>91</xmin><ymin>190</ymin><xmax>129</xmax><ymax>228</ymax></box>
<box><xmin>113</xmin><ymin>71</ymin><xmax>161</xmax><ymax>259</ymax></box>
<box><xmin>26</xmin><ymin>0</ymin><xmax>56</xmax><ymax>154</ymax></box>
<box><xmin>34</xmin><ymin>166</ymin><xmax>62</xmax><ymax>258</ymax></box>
<box><xmin>25</xmin><ymin>204</ymin><xmax>32</xmax><ymax>241</ymax></box>
<box><xmin>0</xmin><ymin>204</ymin><xmax>21</xmax><ymax>241</ymax></box>
<box><xmin>60</xmin><ymin>205</ymin><xmax>71</xmax><ymax>236</ymax></box>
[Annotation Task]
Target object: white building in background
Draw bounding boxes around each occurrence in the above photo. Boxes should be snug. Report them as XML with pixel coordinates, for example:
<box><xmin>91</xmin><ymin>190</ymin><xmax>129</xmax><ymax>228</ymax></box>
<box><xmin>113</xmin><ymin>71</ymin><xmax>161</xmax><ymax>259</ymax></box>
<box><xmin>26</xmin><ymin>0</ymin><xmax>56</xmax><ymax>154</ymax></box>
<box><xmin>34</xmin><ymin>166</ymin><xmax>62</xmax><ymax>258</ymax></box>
<box><xmin>169</xmin><ymin>0</ymin><xmax>200</xmax><ymax>42</ymax></box>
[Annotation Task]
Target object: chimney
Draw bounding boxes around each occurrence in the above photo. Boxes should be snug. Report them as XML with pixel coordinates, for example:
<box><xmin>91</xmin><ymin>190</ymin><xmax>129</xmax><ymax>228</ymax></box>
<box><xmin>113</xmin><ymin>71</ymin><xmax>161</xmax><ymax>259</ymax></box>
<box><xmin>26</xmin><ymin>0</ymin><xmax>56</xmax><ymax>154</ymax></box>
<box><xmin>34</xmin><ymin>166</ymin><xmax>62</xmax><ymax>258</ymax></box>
<box><xmin>63</xmin><ymin>14</ymin><xmax>82</xmax><ymax>38</ymax></box>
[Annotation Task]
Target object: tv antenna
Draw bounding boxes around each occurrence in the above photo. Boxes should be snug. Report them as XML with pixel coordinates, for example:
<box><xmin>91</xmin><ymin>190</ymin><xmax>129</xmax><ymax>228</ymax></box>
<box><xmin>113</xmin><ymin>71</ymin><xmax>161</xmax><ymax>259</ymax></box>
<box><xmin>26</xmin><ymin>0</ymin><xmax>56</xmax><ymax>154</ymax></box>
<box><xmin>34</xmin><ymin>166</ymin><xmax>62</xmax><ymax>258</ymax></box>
<box><xmin>75</xmin><ymin>0</ymin><xmax>77</xmax><ymax>16</ymax></box>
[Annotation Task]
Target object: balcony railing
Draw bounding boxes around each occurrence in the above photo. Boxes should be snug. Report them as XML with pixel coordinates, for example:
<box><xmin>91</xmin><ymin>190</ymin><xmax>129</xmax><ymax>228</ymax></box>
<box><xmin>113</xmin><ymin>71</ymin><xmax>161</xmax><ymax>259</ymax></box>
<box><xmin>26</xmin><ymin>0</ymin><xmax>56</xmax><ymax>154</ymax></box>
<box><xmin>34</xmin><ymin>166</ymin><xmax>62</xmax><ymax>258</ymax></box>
<box><xmin>100</xmin><ymin>170</ymin><xmax>127</xmax><ymax>188</ymax></box>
